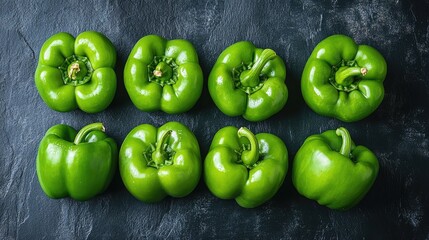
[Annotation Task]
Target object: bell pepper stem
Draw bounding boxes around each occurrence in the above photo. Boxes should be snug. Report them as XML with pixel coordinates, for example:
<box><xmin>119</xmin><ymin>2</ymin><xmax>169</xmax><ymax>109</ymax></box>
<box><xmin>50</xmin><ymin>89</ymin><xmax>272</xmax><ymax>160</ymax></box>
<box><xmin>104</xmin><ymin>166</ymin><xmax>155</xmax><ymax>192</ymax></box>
<box><xmin>237</xmin><ymin>127</ymin><xmax>259</xmax><ymax>167</ymax></box>
<box><xmin>153</xmin><ymin>70</ymin><xmax>162</xmax><ymax>77</ymax></box>
<box><xmin>68</xmin><ymin>62</ymin><xmax>80</xmax><ymax>80</ymax></box>
<box><xmin>152</xmin><ymin>130</ymin><xmax>172</xmax><ymax>165</ymax></box>
<box><xmin>240</xmin><ymin>49</ymin><xmax>276</xmax><ymax>87</ymax></box>
<box><xmin>153</xmin><ymin>61</ymin><xmax>173</xmax><ymax>79</ymax></box>
<box><xmin>335</xmin><ymin>66</ymin><xmax>367</xmax><ymax>86</ymax></box>
<box><xmin>67</xmin><ymin>60</ymin><xmax>88</xmax><ymax>82</ymax></box>
<box><xmin>60</xmin><ymin>56</ymin><xmax>92</xmax><ymax>86</ymax></box>
<box><xmin>336</xmin><ymin>127</ymin><xmax>352</xmax><ymax>157</ymax></box>
<box><xmin>74</xmin><ymin>122</ymin><xmax>105</xmax><ymax>145</ymax></box>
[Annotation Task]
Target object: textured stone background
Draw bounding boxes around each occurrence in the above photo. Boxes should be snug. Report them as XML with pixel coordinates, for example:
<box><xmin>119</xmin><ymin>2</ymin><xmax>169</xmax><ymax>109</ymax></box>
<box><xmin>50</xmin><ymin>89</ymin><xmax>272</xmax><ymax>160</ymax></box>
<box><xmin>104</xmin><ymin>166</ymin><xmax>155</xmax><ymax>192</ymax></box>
<box><xmin>1</xmin><ymin>0</ymin><xmax>428</xmax><ymax>239</ymax></box>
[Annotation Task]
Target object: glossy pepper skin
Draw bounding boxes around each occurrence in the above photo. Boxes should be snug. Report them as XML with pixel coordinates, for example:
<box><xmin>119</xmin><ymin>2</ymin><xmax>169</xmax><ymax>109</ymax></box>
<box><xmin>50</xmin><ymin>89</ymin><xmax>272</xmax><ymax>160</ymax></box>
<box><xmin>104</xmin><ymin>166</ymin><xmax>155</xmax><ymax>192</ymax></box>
<box><xmin>124</xmin><ymin>35</ymin><xmax>203</xmax><ymax>114</ymax></box>
<box><xmin>204</xmin><ymin>126</ymin><xmax>288</xmax><ymax>208</ymax></box>
<box><xmin>36</xmin><ymin>123</ymin><xmax>118</xmax><ymax>201</ymax></box>
<box><xmin>208</xmin><ymin>41</ymin><xmax>288</xmax><ymax>121</ymax></box>
<box><xmin>302</xmin><ymin>35</ymin><xmax>387</xmax><ymax>122</ymax></box>
<box><xmin>35</xmin><ymin>31</ymin><xmax>117</xmax><ymax>113</ymax></box>
<box><xmin>292</xmin><ymin>127</ymin><xmax>379</xmax><ymax>210</ymax></box>
<box><xmin>119</xmin><ymin>122</ymin><xmax>201</xmax><ymax>202</ymax></box>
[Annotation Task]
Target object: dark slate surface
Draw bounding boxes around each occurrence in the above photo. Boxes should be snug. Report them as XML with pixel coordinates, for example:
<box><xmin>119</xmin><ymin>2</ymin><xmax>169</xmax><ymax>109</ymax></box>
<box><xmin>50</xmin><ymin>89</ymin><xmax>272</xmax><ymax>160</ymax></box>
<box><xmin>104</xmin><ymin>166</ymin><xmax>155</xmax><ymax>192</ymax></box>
<box><xmin>1</xmin><ymin>0</ymin><xmax>429</xmax><ymax>239</ymax></box>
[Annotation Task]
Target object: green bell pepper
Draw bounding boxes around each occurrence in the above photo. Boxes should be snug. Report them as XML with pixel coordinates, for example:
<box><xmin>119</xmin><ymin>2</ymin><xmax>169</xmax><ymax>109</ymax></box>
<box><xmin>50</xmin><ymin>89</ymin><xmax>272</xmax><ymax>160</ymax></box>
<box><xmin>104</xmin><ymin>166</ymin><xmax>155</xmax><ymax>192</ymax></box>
<box><xmin>35</xmin><ymin>31</ymin><xmax>117</xmax><ymax>113</ymax></box>
<box><xmin>301</xmin><ymin>34</ymin><xmax>387</xmax><ymax>122</ymax></box>
<box><xmin>292</xmin><ymin>127</ymin><xmax>379</xmax><ymax>210</ymax></box>
<box><xmin>36</xmin><ymin>123</ymin><xmax>117</xmax><ymax>201</ymax></box>
<box><xmin>208</xmin><ymin>41</ymin><xmax>288</xmax><ymax>121</ymax></box>
<box><xmin>119</xmin><ymin>122</ymin><xmax>201</xmax><ymax>202</ymax></box>
<box><xmin>124</xmin><ymin>35</ymin><xmax>203</xmax><ymax>114</ymax></box>
<box><xmin>204</xmin><ymin>126</ymin><xmax>288</xmax><ymax>208</ymax></box>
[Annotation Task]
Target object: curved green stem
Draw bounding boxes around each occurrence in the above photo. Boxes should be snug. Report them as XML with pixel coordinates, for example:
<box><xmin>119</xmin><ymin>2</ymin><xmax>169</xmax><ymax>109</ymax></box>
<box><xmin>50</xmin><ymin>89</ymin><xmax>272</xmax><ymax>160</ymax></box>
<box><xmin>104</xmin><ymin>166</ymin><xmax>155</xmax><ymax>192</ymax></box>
<box><xmin>335</xmin><ymin>127</ymin><xmax>352</xmax><ymax>157</ymax></box>
<box><xmin>152</xmin><ymin>130</ymin><xmax>172</xmax><ymax>165</ymax></box>
<box><xmin>237</xmin><ymin>127</ymin><xmax>259</xmax><ymax>167</ymax></box>
<box><xmin>335</xmin><ymin>66</ymin><xmax>367</xmax><ymax>86</ymax></box>
<box><xmin>74</xmin><ymin>122</ymin><xmax>105</xmax><ymax>145</ymax></box>
<box><xmin>240</xmin><ymin>49</ymin><xmax>276</xmax><ymax>87</ymax></box>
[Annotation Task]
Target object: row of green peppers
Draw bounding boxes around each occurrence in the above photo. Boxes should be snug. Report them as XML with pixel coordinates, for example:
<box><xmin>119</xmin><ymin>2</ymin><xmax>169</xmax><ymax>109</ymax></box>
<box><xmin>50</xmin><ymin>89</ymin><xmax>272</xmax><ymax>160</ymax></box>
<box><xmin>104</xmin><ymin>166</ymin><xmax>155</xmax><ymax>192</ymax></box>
<box><xmin>35</xmin><ymin>31</ymin><xmax>387</xmax><ymax>122</ymax></box>
<box><xmin>37</xmin><ymin>121</ymin><xmax>378</xmax><ymax>210</ymax></box>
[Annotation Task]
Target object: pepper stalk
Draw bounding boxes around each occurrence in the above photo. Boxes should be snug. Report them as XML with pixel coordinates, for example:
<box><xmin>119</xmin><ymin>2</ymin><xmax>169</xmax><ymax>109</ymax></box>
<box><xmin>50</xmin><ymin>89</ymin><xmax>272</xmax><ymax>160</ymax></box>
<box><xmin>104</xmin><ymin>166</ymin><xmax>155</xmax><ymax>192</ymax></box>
<box><xmin>237</xmin><ymin>127</ymin><xmax>259</xmax><ymax>168</ymax></box>
<box><xmin>335</xmin><ymin>66</ymin><xmax>367</xmax><ymax>86</ymax></box>
<box><xmin>335</xmin><ymin>127</ymin><xmax>352</xmax><ymax>157</ymax></box>
<box><xmin>152</xmin><ymin>130</ymin><xmax>173</xmax><ymax>166</ymax></box>
<box><xmin>74</xmin><ymin>122</ymin><xmax>105</xmax><ymax>145</ymax></box>
<box><xmin>240</xmin><ymin>49</ymin><xmax>276</xmax><ymax>87</ymax></box>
